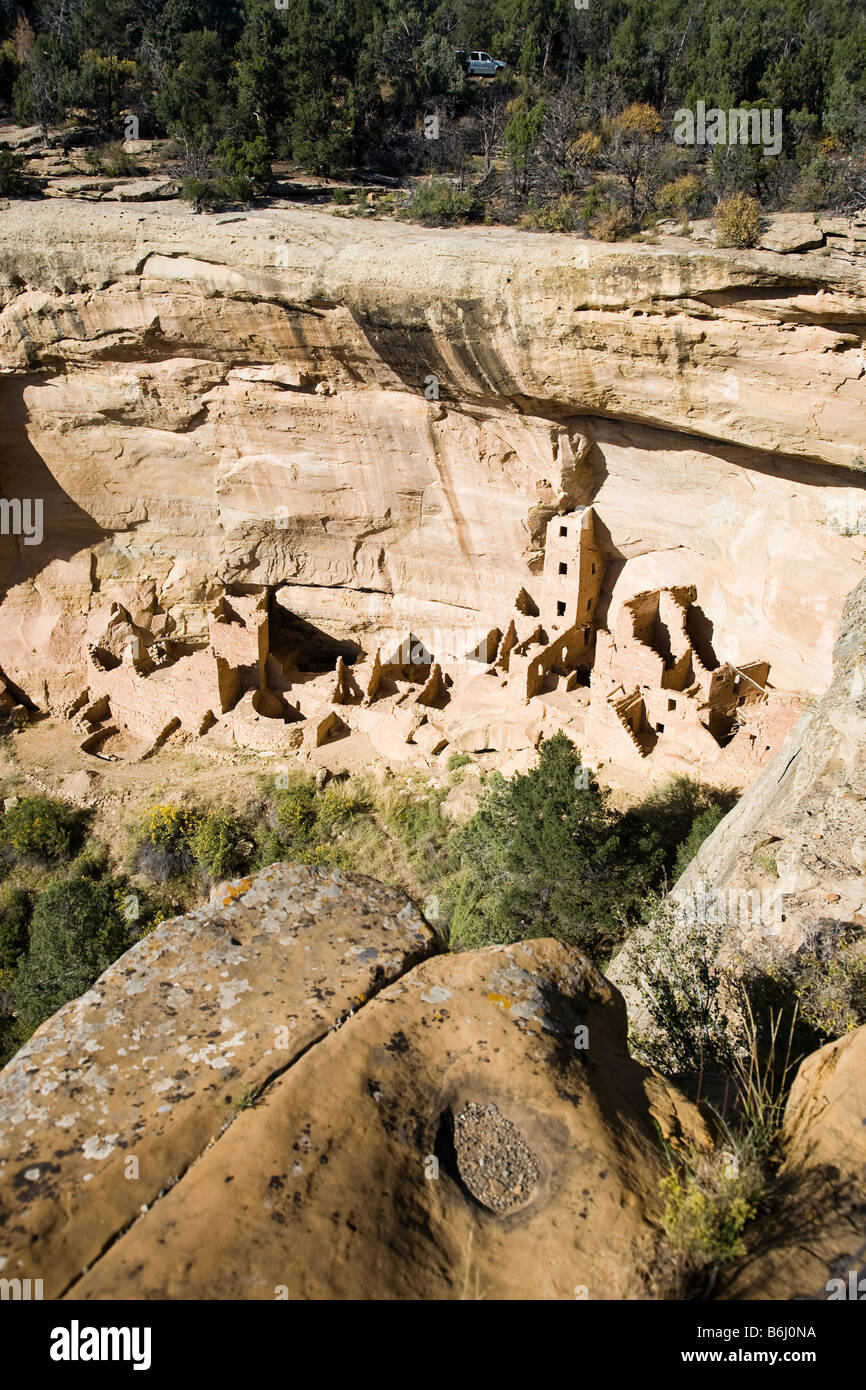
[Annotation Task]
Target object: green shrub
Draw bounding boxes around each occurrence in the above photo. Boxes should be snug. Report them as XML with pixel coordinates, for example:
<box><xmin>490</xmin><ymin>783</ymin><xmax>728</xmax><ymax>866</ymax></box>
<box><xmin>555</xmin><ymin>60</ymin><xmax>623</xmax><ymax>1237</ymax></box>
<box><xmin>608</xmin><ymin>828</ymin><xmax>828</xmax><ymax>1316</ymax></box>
<box><xmin>759</xmin><ymin>923</ymin><xmax>866</xmax><ymax>1045</ymax></box>
<box><xmin>189</xmin><ymin>809</ymin><xmax>254</xmax><ymax>883</ymax></box>
<box><xmin>659</xmin><ymin>1139</ymin><xmax>760</xmax><ymax>1266</ymax></box>
<box><xmin>0</xmin><ymin>1013</ymin><xmax>31</xmax><ymax>1070</ymax></box>
<box><xmin>618</xmin><ymin>900</ymin><xmax>739</xmax><ymax>1074</ymax></box>
<box><xmin>216</xmin><ymin>173</ymin><xmax>255</xmax><ymax>201</ymax></box>
<box><xmin>135</xmin><ymin>803</ymin><xmax>201</xmax><ymax>881</ymax></box>
<box><xmin>306</xmin><ymin>804</ymin><xmax>395</xmax><ymax>884</ymax></box>
<box><xmin>590</xmin><ymin>202</ymin><xmax>633</xmax><ymax>241</ymax></box>
<box><xmin>672</xmin><ymin>805</ymin><xmax>729</xmax><ymax>880</ymax></box>
<box><xmin>621</xmin><ymin>893</ymin><xmax>811</xmax><ymax>1122</ymax></box>
<box><xmin>180</xmin><ymin>176</ymin><xmax>219</xmax><ymax>210</ymax></box>
<box><xmin>0</xmin><ymin>145</ymin><xmax>26</xmax><ymax>197</ymax></box>
<box><xmin>383</xmin><ymin>781</ymin><xmax>453</xmax><ymax>883</ymax></box>
<box><xmin>407</xmin><ymin>179</ymin><xmax>482</xmax><ymax>226</ymax></box>
<box><xmin>438</xmin><ymin>867</ymin><xmax>482</xmax><ymax>951</ymax></box>
<box><xmin>252</xmin><ymin>826</ymin><xmax>284</xmax><ymax>870</ymax></box>
<box><xmin>125</xmin><ymin>881</ymin><xmax>190</xmax><ymax>938</ymax></box>
<box><xmin>751</xmin><ymin>844</ymin><xmax>778</xmax><ymax>875</ymax></box>
<box><xmin>581</xmin><ymin>186</ymin><xmax>602</xmax><ymax>224</ymax></box>
<box><xmin>521</xmin><ymin>195</ymin><xmax>582</xmax><ymax>232</ymax></box>
<box><xmin>215</xmin><ymin>135</ymin><xmax>271</xmax><ymax>195</ymax></box>
<box><xmin>630</xmin><ymin>776</ymin><xmax>737</xmax><ymax>882</ymax></box>
<box><xmin>0</xmin><ymin>795</ymin><xmax>89</xmax><ymax>861</ymax></box>
<box><xmin>447</xmin><ymin>752</ymin><xmax>472</xmax><ymax>773</ymax></box>
<box><xmin>795</xmin><ymin>942</ymin><xmax>866</xmax><ymax>1039</ymax></box>
<box><xmin>272</xmin><ymin>781</ymin><xmax>318</xmax><ymax>841</ymax></box>
<box><xmin>714</xmin><ymin>192</ymin><xmax>762</xmax><ymax>248</ymax></box>
<box><xmin>451</xmin><ymin>733</ymin><xmax>663</xmax><ymax>960</ymax></box>
<box><xmin>657</xmin><ymin>173</ymin><xmax>703</xmax><ymax>220</ymax></box>
<box><xmin>13</xmin><ymin>877</ymin><xmax>129</xmax><ymax>1027</ymax></box>
<box><xmin>315</xmin><ymin>786</ymin><xmax>369</xmax><ymax>837</ymax></box>
<box><xmin>0</xmin><ymin>882</ymin><xmax>30</xmax><ymax>971</ymax></box>
<box><xmin>69</xmin><ymin>839</ymin><xmax>111</xmax><ymax>881</ymax></box>
<box><xmin>0</xmin><ymin>42</ymin><xmax>21</xmax><ymax>111</ymax></box>
<box><xmin>83</xmin><ymin>141</ymin><xmax>141</xmax><ymax>178</ymax></box>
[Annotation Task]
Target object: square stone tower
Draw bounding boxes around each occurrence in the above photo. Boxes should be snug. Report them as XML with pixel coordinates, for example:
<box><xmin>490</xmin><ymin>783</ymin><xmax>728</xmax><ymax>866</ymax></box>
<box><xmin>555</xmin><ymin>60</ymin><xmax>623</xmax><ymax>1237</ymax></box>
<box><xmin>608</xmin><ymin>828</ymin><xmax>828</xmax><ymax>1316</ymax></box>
<box><xmin>541</xmin><ymin>506</ymin><xmax>604</xmax><ymax>636</ymax></box>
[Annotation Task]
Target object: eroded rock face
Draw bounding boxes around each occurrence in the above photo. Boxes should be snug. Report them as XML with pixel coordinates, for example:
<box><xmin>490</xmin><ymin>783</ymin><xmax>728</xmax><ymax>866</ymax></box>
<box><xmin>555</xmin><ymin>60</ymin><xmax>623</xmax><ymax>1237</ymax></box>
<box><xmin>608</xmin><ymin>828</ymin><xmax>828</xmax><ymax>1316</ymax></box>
<box><xmin>0</xmin><ymin>864</ymin><xmax>435</xmax><ymax>1300</ymax></box>
<box><xmin>0</xmin><ymin>201</ymin><xmax>864</xmax><ymax>743</ymax></box>
<box><xmin>0</xmin><ymin>867</ymin><xmax>710</xmax><ymax>1300</ymax></box>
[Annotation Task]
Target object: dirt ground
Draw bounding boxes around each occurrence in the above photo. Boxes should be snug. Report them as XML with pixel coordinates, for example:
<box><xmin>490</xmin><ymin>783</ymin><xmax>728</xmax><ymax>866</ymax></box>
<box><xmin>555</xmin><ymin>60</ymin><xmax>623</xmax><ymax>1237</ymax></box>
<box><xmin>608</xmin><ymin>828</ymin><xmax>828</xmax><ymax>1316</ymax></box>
<box><xmin>1</xmin><ymin>721</ymin><xmax>301</xmax><ymax>853</ymax></box>
<box><xmin>0</xmin><ymin>715</ymin><xmax>727</xmax><ymax>874</ymax></box>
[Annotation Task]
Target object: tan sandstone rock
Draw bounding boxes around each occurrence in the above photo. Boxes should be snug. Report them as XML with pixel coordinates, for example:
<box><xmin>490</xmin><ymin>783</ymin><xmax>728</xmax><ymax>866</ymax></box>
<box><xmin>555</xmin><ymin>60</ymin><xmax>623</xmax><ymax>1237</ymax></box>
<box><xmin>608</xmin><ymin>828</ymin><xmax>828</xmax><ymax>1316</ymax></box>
<box><xmin>0</xmin><ymin>864</ymin><xmax>435</xmax><ymax>1299</ymax></box>
<box><xmin>611</xmin><ymin>568</ymin><xmax>866</xmax><ymax>1052</ymax></box>
<box><xmin>0</xmin><ymin>858</ymin><xmax>712</xmax><ymax>1300</ymax></box>
<box><xmin>65</xmin><ymin>936</ymin><xmax>709</xmax><ymax>1300</ymax></box>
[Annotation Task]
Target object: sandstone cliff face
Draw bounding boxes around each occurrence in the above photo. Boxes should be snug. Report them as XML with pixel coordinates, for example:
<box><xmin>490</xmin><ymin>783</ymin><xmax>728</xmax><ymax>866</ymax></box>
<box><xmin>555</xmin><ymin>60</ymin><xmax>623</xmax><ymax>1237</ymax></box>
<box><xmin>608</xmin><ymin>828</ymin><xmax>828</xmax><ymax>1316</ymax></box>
<box><xmin>0</xmin><ymin>863</ymin><xmax>710</xmax><ymax>1300</ymax></box>
<box><xmin>608</xmin><ymin>568</ymin><xmax>866</xmax><ymax>1060</ymax></box>
<box><xmin>0</xmin><ymin>202</ymin><xmax>864</xmax><ymax>724</ymax></box>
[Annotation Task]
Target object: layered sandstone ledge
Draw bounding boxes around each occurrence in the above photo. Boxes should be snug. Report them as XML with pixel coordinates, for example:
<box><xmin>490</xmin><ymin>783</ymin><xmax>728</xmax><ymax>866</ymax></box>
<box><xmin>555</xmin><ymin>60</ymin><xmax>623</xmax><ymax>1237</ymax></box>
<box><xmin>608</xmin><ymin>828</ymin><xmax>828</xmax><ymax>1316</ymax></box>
<box><xmin>1</xmin><ymin>201</ymin><xmax>865</xmax><ymax>467</ymax></box>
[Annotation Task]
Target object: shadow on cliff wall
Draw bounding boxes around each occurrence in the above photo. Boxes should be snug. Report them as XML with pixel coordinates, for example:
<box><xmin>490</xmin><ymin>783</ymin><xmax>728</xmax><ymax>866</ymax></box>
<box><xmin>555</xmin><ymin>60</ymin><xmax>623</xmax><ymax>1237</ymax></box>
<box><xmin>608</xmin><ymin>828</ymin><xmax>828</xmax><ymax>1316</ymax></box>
<box><xmin>349</xmin><ymin>301</ymin><xmax>529</xmax><ymax>404</ymax></box>
<box><xmin>582</xmin><ymin>413</ymin><xmax>866</xmax><ymax>495</ymax></box>
<box><xmin>271</xmin><ymin>592</ymin><xmax>361</xmax><ymax>671</ymax></box>
<box><xmin>0</xmin><ymin>379</ymin><xmax>106</xmax><ymax>593</ymax></box>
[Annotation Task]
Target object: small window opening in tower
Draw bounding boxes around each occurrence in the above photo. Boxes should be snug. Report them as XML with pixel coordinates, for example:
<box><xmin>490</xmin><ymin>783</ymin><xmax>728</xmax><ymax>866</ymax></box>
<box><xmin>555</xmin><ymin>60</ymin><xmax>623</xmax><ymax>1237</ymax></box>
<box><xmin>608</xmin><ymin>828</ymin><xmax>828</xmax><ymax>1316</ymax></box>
<box><xmin>668</xmin><ymin>698</ymin><xmax>676</xmax><ymax>711</ymax></box>
<box><xmin>591</xmin><ymin>562</ymin><xmax>596</xmax><ymax>575</ymax></box>
<box><xmin>559</xmin><ymin>525</ymin><xmax>567</xmax><ymax>537</ymax></box>
<box><xmin>556</xmin><ymin>601</ymin><xmax>566</xmax><ymax>617</ymax></box>
<box><xmin>558</xmin><ymin>561</ymin><xmax>567</xmax><ymax>575</ymax></box>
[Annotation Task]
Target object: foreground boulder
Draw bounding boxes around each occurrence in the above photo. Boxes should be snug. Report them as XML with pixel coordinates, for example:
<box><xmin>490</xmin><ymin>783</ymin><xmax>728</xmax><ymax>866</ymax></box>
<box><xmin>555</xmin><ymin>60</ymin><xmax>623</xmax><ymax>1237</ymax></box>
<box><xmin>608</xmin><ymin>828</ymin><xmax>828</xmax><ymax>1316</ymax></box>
<box><xmin>0</xmin><ymin>864</ymin><xmax>710</xmax><ymax>1300</ymax></box>
<box><xmin>68</xmin><ymin>940</ymin><xmax>709</xmax><ymax>1299</ymax></box>
<box><xmin>0</xmin><ymin>864</ymin><xmax>436</xmax><ymax>1299</ymax></box>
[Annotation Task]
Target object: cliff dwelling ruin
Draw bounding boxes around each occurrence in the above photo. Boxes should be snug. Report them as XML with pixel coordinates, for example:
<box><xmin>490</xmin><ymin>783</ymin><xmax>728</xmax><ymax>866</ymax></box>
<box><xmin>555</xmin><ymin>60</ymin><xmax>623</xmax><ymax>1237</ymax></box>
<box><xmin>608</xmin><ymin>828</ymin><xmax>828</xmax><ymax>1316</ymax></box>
<box><xmin>58</xmin><ymin>504</ymin><xmax>801</xmax><ymax>781</ymax></box>
<box><xmin>1</xmin><ymin>204</ymin><xmax>862</xmax><ymax>792</ymax></box>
